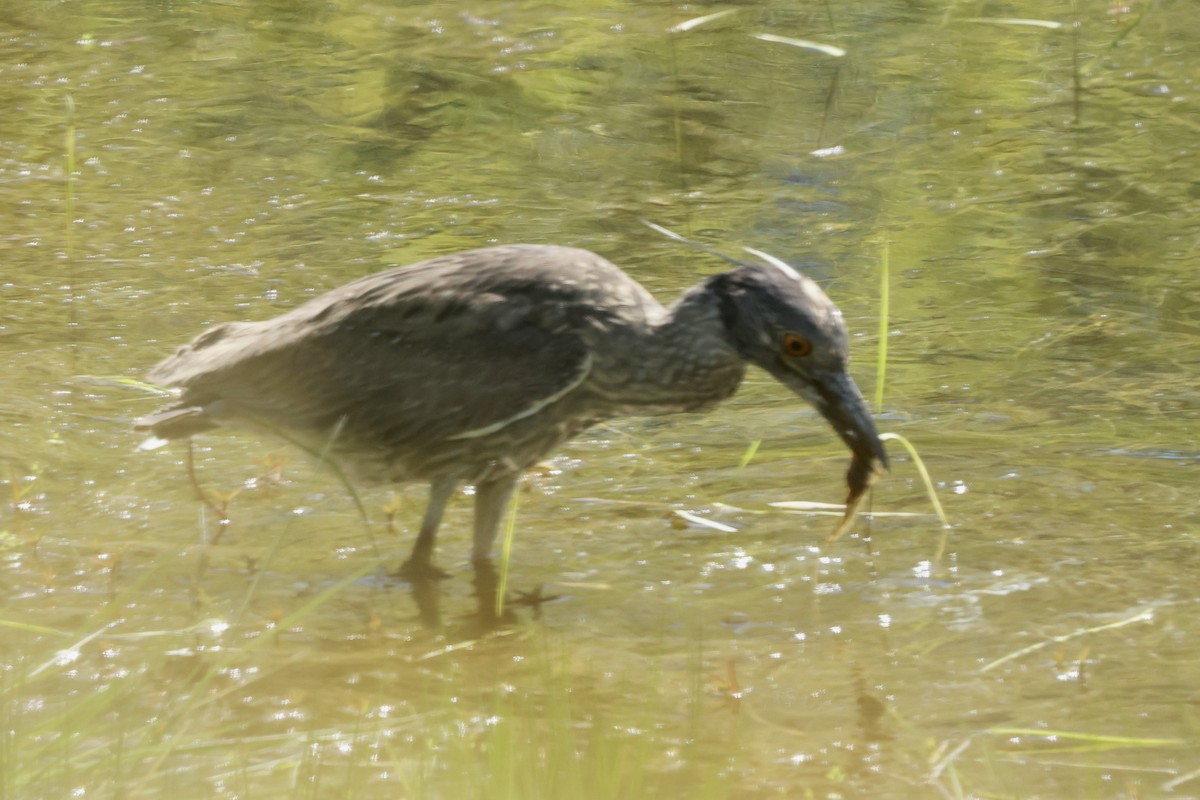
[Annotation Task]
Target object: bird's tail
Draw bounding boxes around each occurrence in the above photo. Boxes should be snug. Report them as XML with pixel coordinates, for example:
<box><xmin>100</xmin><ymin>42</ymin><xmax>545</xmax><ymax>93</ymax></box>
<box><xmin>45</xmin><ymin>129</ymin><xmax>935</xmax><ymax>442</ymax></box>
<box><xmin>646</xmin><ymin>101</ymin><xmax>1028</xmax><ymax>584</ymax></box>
<box><xmin>133</xmin><ymin>405</ymin><xmax>217</xmax><ymax>440</ymax></box>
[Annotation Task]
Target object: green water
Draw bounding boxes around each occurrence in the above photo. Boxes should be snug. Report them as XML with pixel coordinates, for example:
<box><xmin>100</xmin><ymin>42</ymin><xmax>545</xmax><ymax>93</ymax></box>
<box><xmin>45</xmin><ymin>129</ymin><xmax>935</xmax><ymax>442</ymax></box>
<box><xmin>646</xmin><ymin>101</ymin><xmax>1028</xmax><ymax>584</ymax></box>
<box><xmin>2</xmin><ymin>1</ymin><xmax>1197</xmax><ymax>797</ymax></box>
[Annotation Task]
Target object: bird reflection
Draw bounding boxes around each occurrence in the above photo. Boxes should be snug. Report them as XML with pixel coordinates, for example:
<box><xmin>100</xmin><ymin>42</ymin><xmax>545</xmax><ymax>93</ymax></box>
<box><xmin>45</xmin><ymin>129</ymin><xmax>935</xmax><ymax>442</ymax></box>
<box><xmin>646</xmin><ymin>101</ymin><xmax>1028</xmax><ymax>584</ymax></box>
<box><xmin>403</xmin><ymin>559</ymin><xmax>563</xmax><ymax>637</ymax></box>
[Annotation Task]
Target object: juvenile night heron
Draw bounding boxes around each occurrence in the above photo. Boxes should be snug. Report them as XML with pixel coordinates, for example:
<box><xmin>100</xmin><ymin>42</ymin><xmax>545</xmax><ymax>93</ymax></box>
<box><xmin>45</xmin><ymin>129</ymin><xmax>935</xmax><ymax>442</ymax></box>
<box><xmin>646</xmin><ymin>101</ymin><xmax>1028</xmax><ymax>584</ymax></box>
<box><xmin>136</xmin><ymin>244</ymin><xmax>887</xmax><ymax>575</ymax></box>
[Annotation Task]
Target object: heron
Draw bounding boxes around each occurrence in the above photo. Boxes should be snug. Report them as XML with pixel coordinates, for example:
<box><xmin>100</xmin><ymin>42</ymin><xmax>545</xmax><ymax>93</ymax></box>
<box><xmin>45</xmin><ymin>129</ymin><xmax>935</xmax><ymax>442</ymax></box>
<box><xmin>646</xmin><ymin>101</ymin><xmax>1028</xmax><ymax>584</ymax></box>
<box><xmin>135</xmin><ymin>243</ymin><xmax>887</xmax><ymax>576</ymax></box>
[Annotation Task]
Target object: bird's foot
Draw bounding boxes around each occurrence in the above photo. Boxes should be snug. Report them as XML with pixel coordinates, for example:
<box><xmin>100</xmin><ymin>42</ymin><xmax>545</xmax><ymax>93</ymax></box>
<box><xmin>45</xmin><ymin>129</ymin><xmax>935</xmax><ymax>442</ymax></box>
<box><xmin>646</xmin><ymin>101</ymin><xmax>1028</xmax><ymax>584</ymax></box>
<box><xmin>394</xmin><ymin>558</ymin><xmax>451</xmax><ymax>581</ymax></box>
<box><xmin>510</xmin><ymin>584</ymin><xmax>562</xmax><ymax>609</ymax></box>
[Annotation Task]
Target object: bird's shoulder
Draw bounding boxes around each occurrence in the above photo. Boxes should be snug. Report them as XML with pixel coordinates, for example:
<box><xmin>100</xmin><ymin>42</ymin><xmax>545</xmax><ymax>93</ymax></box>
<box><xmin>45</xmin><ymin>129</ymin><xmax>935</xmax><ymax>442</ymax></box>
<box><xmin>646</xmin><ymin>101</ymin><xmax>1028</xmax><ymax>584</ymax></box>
<box><xmin>287</xmin><ymin>244</ymin><xmax>664</xmax><ymax>337</ymax></box>
<box><xmin>146</xmin><ymin>245</ymin><xmax>655</xmax><ymax>392</ymax></box>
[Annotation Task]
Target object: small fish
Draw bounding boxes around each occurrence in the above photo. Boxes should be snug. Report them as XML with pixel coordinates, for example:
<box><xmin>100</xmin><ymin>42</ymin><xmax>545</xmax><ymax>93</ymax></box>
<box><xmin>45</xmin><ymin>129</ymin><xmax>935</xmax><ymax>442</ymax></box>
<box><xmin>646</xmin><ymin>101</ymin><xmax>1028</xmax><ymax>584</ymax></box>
<box><xmin>826</xmin><ymin>453</ymin><xmax>887</xmax><ymax>543</ymax></box>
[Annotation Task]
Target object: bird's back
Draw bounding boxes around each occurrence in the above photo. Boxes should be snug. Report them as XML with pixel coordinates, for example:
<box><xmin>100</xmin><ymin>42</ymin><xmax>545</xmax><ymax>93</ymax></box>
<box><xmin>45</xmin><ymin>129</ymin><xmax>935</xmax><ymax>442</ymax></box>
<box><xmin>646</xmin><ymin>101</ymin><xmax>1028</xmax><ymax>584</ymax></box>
<box><xmin>140</xmin><ymin>245</ymin><xmax>669</xmax><ymax>482</ymax></box>
<box><xmin>148</xmin><ymin>245</ymin><xmax>660</xmax><ymax>387</ymax></box>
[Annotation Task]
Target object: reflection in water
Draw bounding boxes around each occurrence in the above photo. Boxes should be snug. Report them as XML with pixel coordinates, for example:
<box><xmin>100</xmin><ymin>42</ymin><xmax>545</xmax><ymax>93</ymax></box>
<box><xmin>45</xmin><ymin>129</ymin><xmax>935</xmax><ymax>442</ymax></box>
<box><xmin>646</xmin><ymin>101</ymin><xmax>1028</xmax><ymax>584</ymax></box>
<box><xmin>403</xmin><ymin>559</ymin><xmax>561</xmax><ymax>637</ymax></box>
<box><xmin>405</xmin><ymin>559</ymin><xmax>520</xmax><ymax>637</ymax></box>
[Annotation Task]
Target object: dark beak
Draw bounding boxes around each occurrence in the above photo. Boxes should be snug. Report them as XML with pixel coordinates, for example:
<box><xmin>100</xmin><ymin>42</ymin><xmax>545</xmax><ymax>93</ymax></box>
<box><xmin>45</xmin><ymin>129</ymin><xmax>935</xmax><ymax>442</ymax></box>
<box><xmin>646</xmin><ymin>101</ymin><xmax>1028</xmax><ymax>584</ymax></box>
<box><xmin>778</xmin><ymin>367</ymin><xmax>888</xmax><ymax>542</ymax></box>
<box><xmin>808</xmin><ymin>370</ymin><xmax>888</xmax><ymax>473</ymax></box>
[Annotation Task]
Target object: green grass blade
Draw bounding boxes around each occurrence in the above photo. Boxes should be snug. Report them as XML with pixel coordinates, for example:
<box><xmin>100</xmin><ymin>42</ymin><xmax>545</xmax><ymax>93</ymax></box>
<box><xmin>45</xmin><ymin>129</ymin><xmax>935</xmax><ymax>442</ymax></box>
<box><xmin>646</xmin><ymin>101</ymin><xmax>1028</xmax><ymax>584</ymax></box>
<box><xmin>988</xmin><ymin>727</ymin><xmax>1182</xmax><ymax>748</ymax></box>
<box><xmin>496</xmin><ymin>487</ymin><xmax>520</xmax><ymax>617</ymax></box>
<box><xmin>874</xmin><ymin>242</ymin><xmax>890</xmax><ymax>414</ymax></box>
<box><xmin>879</xmin><ymin>432</ymin><xmax>947</xmax><ymax>528</ymax></box>
<box><xmin>736</xmin><ymin>439</ymin><xmax>761</xmax><ymax>469</ymax></box>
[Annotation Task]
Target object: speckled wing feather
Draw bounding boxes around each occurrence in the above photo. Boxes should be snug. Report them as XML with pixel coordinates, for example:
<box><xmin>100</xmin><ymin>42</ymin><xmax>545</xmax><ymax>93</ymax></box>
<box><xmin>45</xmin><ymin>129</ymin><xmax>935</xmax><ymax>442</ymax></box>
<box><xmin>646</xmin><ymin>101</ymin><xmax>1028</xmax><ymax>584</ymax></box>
<box><xmin>142</xmin><ymin>246</ymin><xmax>654</xmax><ymax>448</ymax></box>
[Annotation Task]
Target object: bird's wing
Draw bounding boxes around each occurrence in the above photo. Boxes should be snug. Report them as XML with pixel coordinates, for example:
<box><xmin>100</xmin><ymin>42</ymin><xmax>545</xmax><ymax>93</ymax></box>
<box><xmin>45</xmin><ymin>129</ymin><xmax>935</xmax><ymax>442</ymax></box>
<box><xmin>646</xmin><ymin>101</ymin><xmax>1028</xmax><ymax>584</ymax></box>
<box><xmin>150</xmin><ymin>285</ymin><xmax>595</xmax><ymax>448</ymax></box>
<box><xmin>271</xmin><ymin>320</ymin><xmax>593</xmax><ymax>448</ymax></box>
<box><xmin>146</xmin><ymin>245</ymin><xmax>667</xmax><ymax>445</ymax></box>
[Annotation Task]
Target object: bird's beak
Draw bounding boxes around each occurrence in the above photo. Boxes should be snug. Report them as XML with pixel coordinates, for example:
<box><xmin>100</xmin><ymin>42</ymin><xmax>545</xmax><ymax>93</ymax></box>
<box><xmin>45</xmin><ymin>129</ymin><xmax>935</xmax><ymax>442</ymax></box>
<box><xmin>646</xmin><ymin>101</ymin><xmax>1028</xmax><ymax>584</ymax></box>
<box><xmin>809</xmin><ymin>370</ymin><xmax>888</xmax><ymax>474</ymax></box>
<box><xmin>779</xmin><ymin>366</ymin><xmax>889</xmax><ymax>473</ymax></box>
<box><xmin>779</xmin><ymin>367</ymin><xmax>888</xmax><ymax>542</ymax></box>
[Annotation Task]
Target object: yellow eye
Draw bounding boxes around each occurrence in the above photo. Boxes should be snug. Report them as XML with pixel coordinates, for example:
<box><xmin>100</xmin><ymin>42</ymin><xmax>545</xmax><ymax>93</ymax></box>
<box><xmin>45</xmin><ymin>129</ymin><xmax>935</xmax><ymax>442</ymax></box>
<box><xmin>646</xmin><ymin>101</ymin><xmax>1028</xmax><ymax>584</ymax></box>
<box><xmin>782</xmin><ymin>332</ymin><xmax>812</xmax><ymax>357</ymax></box>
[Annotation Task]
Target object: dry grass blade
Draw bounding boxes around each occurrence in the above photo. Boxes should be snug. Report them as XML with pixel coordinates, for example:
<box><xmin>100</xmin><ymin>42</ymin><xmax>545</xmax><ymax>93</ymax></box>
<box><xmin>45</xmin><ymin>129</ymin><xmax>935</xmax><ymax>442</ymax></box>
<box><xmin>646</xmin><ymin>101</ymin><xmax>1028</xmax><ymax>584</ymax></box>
<box><xmin>963</xmin><ymin>17</ymin><xmax>1063</xmax><ymax>29</ymax></box>
<box><xmin>672</xmin><ymin>509</ymin><xmax>738</xmax><ymax>533</ymax></box>
<box><xmin>770</xmin><ymin>500</ymin><xmax>846</xmax><ymax>511</ymax></box>
<box><xmin>670</xmin><ymin>9</ymin><xmax>737</xmax><ymax>34</ymax></box>
<box><xmin>641</xmin><ymin>219</ymin><xmax>751</xmax><ymax>269</ymax></box>
<box><xmin>752</xmin><ymin>33</ymin><xmax>846</xmax><ymax>57</ymax></box>
<box><xmin>980</xmin><ymin>608</ymin><xmax>1155</xmax><ymax>674</ymax></box>
<box><xmin>769</xmin><ymin>501</ymin><xmax>926</xmax><ymax>518</ymax></box>
<box><xmin>742</xmin><ymin>246</ymin><xmax>801</xmax><ymax>279</ymax></box>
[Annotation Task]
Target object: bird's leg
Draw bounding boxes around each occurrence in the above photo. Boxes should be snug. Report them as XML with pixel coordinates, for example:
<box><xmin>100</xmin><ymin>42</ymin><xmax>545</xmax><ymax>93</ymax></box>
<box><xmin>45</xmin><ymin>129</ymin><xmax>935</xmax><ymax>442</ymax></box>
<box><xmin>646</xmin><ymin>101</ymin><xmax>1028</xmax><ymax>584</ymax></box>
<box><xmin>397</xmin><ymin>477</ymin><xmax>457</xmax><ymax>578</ymax></box>
<box><xmin>185</xmin><ymin>439</ymin><xmax>232</xmax><ymax>544</ymax></box>
<box><xmin>468</xmin><ymin>558</ymin><xmax>508</xmax><ymax>627</ymax></box>
<box><xmin>472</xmin><ymin>475</ymin><xmax>518</xmax><ymax>563</ymax></box>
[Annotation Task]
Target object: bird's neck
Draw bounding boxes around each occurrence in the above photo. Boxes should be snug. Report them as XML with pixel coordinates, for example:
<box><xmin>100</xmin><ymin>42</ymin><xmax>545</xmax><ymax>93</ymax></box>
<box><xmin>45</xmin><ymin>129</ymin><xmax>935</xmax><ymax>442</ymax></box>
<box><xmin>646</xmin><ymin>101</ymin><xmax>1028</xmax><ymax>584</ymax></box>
<box><xmin>586</xmin><ymin>283</ymin><xmax>745</xmax><ymax>415</ymax></box>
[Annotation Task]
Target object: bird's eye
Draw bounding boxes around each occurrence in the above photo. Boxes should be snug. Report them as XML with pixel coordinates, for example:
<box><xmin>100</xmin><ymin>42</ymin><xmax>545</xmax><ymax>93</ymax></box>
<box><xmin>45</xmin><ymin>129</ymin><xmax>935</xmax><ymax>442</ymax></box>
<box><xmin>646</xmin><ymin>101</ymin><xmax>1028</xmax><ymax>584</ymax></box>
<box><xmin>782</xmin><ymin>332</ymin><xmax>812</xmax><ymax>357</ymax></box>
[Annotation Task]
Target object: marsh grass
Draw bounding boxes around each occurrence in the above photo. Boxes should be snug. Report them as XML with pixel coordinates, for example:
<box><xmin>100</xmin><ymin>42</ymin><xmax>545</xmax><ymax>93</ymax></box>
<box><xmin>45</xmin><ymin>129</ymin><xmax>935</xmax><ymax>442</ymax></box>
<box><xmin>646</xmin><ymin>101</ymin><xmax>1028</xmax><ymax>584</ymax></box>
<box><xmin>873</xmin><ymin>242</ymin><xmax>890</xmax><ymax>414</ymax></box>
<box><xmin>979</xmin><ymin>608</ymin><xmax>1155</xmax><ymax>674</ymax></box>
<box><xmin>29</xmin><ymin>220</ymin><xmax>960</xmax><ymax>800</ymax></box>
<box><xmin>3</xmin><ymin>423</ymin><xmax>735</xmax><ymax>797</ymax></box>
<box><xmin>868</xmin><ymin>241</ymin><xmax>952</xmax><ymax>549</ymax></box>
<box><xmin>638</xmin><ymin>227</ymin><xmax>951</xmax><ymax>549</ymax></box>
<box><xmin>8</xmin><ymin>3</ymin><xmax>1196</xmax><ymax>798</ymax></box>
<box><xmin>1</xmin><ymin>591</ymin><xmax>737</xmax><ymax>799</ymax></box>
<box><xmin>494</xmin><ymin>485</ymin><xmax>519</xmax><ymax>616</ymax></box>
<box><xmin>63</xmin><ymin>95</ymin><xmax>76</xmax><ymax>335</ymax></box>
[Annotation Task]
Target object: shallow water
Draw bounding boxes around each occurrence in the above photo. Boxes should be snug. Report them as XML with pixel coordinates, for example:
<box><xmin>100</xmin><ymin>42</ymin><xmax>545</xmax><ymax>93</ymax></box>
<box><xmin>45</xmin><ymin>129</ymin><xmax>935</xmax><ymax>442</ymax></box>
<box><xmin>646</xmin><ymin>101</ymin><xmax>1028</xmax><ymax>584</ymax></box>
<box><xmin>2</xmin><ymin>1</ymin><xmax>1198</xmax><ymax>797</ymax></box>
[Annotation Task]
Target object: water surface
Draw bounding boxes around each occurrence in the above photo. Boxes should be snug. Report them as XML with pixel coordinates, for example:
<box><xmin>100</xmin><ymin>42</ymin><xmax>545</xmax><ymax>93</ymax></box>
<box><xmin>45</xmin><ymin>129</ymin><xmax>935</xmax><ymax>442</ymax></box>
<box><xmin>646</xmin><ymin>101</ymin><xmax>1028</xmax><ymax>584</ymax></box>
<box><xmin>2</xmin><ymin>1</ymin><xmax>1197</xmax><ymax>797</ymax></box>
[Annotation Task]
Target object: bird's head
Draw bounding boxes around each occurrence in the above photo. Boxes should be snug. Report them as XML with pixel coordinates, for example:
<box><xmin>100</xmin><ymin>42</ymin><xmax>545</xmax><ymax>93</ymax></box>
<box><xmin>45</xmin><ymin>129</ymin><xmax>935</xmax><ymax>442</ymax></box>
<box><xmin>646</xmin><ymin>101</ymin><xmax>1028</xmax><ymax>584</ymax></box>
<box><xmin>710</xmin><ymin>258</ymin><xmax>888</xmax><ymax>474</ymax></box>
